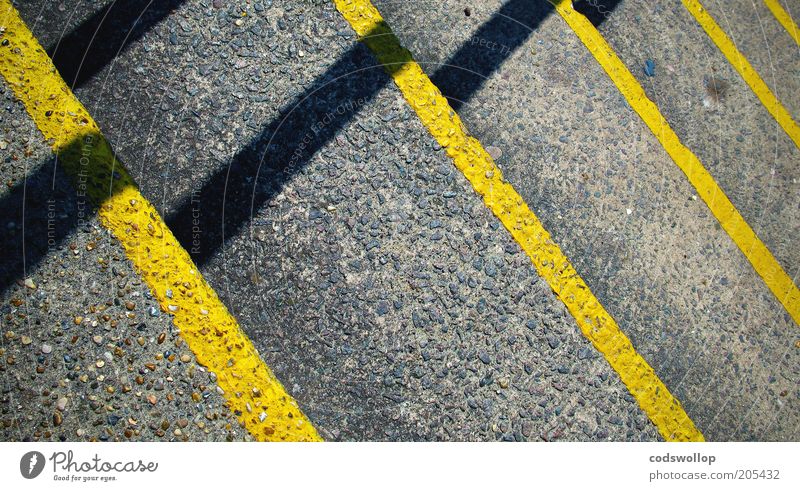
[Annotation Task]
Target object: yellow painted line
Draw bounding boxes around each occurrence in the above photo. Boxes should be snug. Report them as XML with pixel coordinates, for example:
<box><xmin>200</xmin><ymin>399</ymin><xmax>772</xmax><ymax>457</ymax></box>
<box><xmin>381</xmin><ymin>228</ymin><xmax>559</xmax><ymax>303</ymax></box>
<box><xmin>552</xmin><ymin>0</ymin><xmax>800</xmax><ymax>327</ymax></box>
<box><xmin>683</xmin><ymin>0</ymin><xmax>800</xmax><ymax>149</ymax></box>
<box><xmin>0</xmin><ymin>1</ymin><xmax>320</xmax><ymax>441</ymax></box>
<box><xmin>334</xmin><ymin>0</ymin><xmax>704</xmax><ymax>442</ymax></box>
<box><xmin>764</xmin><ymin>0</ymin><xmax>800</xmax><ymax>46</ymax></box>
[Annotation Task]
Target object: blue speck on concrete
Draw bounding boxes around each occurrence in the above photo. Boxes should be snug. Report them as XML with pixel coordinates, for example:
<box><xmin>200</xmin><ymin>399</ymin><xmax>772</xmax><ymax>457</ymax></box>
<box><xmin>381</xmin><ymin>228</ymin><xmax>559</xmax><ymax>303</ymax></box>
<box><xmin>644</xmin><ymin>59</ymin><xmax>656</xmax><ymax>77</ymax></box>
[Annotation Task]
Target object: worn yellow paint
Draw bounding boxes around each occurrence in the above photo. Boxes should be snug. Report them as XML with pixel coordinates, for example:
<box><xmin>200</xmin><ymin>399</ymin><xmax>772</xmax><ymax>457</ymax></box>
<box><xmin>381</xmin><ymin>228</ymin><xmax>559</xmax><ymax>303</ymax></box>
<box><xmin>553</xmin><ymin>0</ymin><xmax>800</xmax><ymax>326</ymax></box>
<box><xmin>334</xmin><ymin>0</ymin><xmax>704</xmax><ymax>441</ymax></box>
<box><xmin>683</xmin><ymin>0</ymin><xmax>800</xmax><ymax>149</ymax></box>
<box><xmin>764</xmin><ymin>0</ymin><xmax>800</xmax><ymax>46</ymax></box>
<box><xmin>0</xmin><ymin>1</ymin><xmax>321</xmax><ymax>441</ymax></box>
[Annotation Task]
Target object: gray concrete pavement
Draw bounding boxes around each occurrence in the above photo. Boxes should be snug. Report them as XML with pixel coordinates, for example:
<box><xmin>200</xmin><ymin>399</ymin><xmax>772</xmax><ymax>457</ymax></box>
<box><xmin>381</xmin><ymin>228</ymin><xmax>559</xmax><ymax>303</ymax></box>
<box><xmin>0</xmin><ymin>79</ymin><xmax>250</xmax><ymax>441</ymax></box>
<box><xmin>600</xmin><ymin>0</ymin><xmax>800</xmax><ymax>280</ymax></box>
<box><xmin>374</xmin><ymin>0</ymin><xmax>799</xmax><ymax>440</ymax></box>
<box><xmin>1</xmin><ymin>0</ymin><xmax>798</xmax><ymax>441</ymax></box>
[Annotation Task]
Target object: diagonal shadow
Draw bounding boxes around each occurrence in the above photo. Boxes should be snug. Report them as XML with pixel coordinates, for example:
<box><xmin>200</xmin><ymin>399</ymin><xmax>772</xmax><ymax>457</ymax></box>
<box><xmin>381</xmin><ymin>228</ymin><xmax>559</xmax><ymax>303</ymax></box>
<box><xmin>431</xmin><ymin>0</ymin><xmax>621</xmax><ymax>111</ymax></box>
<box><xmin>0</xmin><ymin>160</ymin><xmax>79</xmax><ymax>292</ymax></box>
<box><xmin>1</xmin><ymin>0</ymin><xmax>622</xmax><ymax>293</ymax></box>
<box><xmin>166</xmin><ymin>41</ymin><xmax>388</xmax><ymax>263</ymax></box>
<box><xmin>572</xmin><ymin>0</ymin><xmax>623</xmax><ymax>27</ymax></box>
<box><xmin>47</xmin><ymin>0</ymin><xmax>186</xmax><ymax>88</ymax></box>
<box><xmin>168</xmin><ymin>0</ymin><xmax>621</xmax><ymax>264</ymax></box>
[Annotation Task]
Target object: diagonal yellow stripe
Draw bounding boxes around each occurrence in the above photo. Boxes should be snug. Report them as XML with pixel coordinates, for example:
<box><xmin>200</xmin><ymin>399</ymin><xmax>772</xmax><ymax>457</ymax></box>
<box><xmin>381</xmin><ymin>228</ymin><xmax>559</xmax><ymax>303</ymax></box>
<box><xmin>683</xmin><ymin>0</ymin><xmax>800</xmax><ymax>149</ymax></box>
<box><xmin>764</xmin><ymin>0</ymin><xmax>800</xmax><ymax>47</ymax></box>
<box><xmin>333</xmin><ymin>0</ymin><xmax>704</xmax><ymax>441</ymax></box>
<box><xmin>0</xmin><ymin>0</ymin><xmax>321</xmax><ymax>441</ymax></box>
<box><xmin>552</xmin><ymin>0</ymin><xmax>800</xmax><ymax>327</ymax></box>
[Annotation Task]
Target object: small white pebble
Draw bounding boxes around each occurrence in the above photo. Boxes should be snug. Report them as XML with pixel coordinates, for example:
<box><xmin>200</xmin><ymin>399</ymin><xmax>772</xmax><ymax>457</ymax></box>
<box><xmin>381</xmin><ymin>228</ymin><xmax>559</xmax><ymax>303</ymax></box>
<box><xmin>486</xmin><ymin>145</ymin><xmax>502</xmax><ymax>160</ymax></box>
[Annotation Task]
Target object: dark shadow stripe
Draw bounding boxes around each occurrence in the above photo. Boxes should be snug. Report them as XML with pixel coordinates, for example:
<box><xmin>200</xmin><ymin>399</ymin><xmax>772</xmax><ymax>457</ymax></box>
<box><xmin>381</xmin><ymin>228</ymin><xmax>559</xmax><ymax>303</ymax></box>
<box><xmin>572</xmin><ymin>0</ymin><xmax>623</xmax><ymax>27</ymax></box>
<box><xmin>2</xmin><ymin>0</ymin><xmax>623</xmax><ymax>294</ymax></box>
<box><xmin>430</xmin><ymin>0</ymin><xmax>552</xmax><ymax>111</ymax></box>
<box><xmin>0</xmin><ymin>160</ymin><xmax>79</xmax><ymax>292</ymax></box>
<box><xmin>430</xmin><ymin>0</ymin><xmax>621</xmax><ymax>110</ymax></box>
<box><xmin>165</xmin><ymin>0</ymin><xmax>622</xmax><ymax>264</ymax></box>
<box><xmin>166</xmin><ymin>42</ymin><xmax>389</xmax><ymax>264</ymax></box>
<box><xmin>48</xmin><ymin>0</ymin><xmax>186</xmax><ymax>88</ymax></box>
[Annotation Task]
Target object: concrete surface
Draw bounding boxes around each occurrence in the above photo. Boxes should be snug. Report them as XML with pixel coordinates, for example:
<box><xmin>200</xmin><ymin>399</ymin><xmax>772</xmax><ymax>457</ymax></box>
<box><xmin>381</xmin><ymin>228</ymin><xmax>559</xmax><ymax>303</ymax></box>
<box><xmin>1</xmin><ymin>0</ymin><xmax>798</xmax><ymax>441</ymax></box>
<box><xmin>0</xmin><ymin>79</ymin><xmax>250</xmax><ymax>441</ymax></box>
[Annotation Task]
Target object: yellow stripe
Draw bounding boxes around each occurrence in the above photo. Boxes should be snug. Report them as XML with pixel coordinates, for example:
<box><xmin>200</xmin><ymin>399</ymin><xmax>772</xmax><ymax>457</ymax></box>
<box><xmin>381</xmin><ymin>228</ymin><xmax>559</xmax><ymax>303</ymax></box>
<box><xmin>683</xmin><ymin>0</ymin><xmax>800</xmax><ymax>149</ymax></box>
<box><xmin>764</xmin><ymin>0</ymin><xmax>800</xmax><ymax>46</ymax></box>
<box><xmin>552</xmin><ymin>0</ymin><xmax>800</xmax><ymax>326</ymax></box>
<box><xmin>333</xmin><ymin>0</ymin><xmax>704</xmax><ymax>442</ymax></box>
<box><xmin>0</xmin><ymin>1</ymin><xmax>321</xmax><ymax>441</ymax></box>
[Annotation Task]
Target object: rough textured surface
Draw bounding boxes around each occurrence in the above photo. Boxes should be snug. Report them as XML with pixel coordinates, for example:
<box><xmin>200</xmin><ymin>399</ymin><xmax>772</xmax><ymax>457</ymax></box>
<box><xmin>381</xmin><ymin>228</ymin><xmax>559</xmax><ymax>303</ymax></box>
<box><xmin>373</xmin><ymin>0</ymin><xmax>799</xmax><ymax>440</ymax></box>
<box><xmin>0</xmin><ymin>79</ymin><xmax>249</xmax><ymax>442</ymax></box>
<box><xmin>333</xmin><ymin>0</ymin><xmax>699</xmax><ymax>441</ymax></box>
<box><xmin>2</xmin><ymin>0</ymin><xmax>798</xmax><ymax>441</ymax></box>
<box><xmin>0</xmin><ymin>2</ymin><xmax>319</xmax><ymax>441</ymax></box>
<box><xmin>602</xmin><ymin>0</ymin><xmax>800</xmax><ymax>279</ymax></box>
